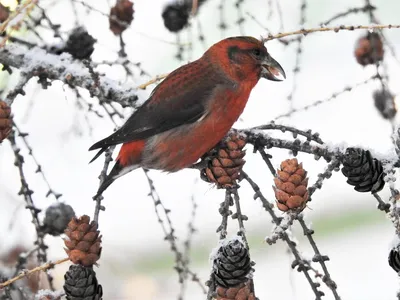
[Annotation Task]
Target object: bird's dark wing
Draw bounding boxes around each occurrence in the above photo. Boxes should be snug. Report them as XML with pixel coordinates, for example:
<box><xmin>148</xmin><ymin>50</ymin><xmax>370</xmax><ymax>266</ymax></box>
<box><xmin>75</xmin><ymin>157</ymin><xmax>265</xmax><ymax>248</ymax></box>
<box><xmin>89</xmin><ymin>60</ymin><xmax>230</xmax><ymax>155</ymax></box>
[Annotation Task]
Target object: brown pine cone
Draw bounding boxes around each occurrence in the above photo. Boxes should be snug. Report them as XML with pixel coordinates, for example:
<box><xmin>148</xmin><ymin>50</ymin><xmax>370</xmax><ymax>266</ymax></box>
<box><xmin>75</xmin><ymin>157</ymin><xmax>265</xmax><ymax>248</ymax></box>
<box><xmin>109</xmin><ymin>0</ymin><xmax>134</xmax><ymax>35</ymax></box>
<box><xmin>273</xmin><ymin>158</ymin><xmax>309</xmax><ymax>212</ymax></box>
<box><xmin>216</xmin><ymin>282</ymin><xmax>256</xmax><ymax>300</ymax></box>
<box><xmin>0</xmin><ymin>100</ymin><xmax>11</xmax><ymax>143</ymax></box>
<box><xmin>354</xmin><ymin>32</ymin><xmax>384</xmax><ymax>66</ymax></box>
<box><xmin>64</xmin><ymin>215</ymin><xmax>102</xmax><ymax>267</ymax></box>
<box><xmin>0</xmin><ymin>4</ymin><xmax>9</xmax><ymax>23</ymax></box>
<box><xmin>201</xmin><ymin>133</ymin><xmax>246</xmax><ymax>188</ymax></box>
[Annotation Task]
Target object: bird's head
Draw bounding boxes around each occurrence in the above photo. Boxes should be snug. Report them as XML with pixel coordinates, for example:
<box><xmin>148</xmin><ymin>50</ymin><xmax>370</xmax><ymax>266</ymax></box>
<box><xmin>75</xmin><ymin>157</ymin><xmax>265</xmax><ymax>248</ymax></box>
<box><xmin>205</xmin><ymin>36</ymin><xmax>286</xmax><ymax>83</ymax></box>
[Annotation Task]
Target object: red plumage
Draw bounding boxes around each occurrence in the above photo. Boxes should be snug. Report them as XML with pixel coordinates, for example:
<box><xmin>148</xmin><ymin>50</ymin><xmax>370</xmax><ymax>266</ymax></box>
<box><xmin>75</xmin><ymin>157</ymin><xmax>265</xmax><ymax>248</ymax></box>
<box><xmin>89</xmin><ymin>36</ymin><xmax>285</xmax><ymax>195</ymax></box>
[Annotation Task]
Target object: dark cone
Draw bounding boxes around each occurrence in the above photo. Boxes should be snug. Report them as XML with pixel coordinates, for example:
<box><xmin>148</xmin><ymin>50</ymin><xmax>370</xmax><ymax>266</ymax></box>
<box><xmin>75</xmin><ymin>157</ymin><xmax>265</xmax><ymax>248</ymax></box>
<box><xmin>373</xmin><ymin>89</ymin><xmax>397</xmax><ymax>120</ymax></box>
<box><xmin>273</xmin><ymin>158</ymin><xmax>309</xmax><ymax>212</ymax></box>
<box><xmin>162</xmin><ymin>2</ymin><xmax>190</xmax><ymax>32</ymax></box>
<box><xmin>43</xmin><ymin>203</ymin><xmax>75</xmax><ymax>236</ymax></box>
<box><xmin>213</xmin><ymin>240</ymin><xmax>252</xmax><ymax>288</ymax></box>
<box><xmin>341</xmin><ymin>147</ymin><xmax>385</xmax><ymax>193</ymax></box>
<box><xmin>216</xmin><ymin>281</ymin><xmax>256</xmax><ymax>300</ymax></box>
<box><xmin>0</xmin><ymin>100</ymin><xmax>11</xmax><ymax>143</ymax></box>
<box><xmin>63</xmin><ymin>265</ymin><xmax>103</xmax><ymax>300</ymax></box>
<box><xmin>389</xmin><ymin>246</ymin><xmax>400</xmax><ymax>273</ymax></box>
<box><xmin>354</xmin><ymin>32</ymin><xmax>384</xmax><ymax>66</ymax></box>
<box><xmin>64</xmin><ymin>27</ymin><xmax>96</xmax><ymax>60</ymax></box>
<box><xmin>109</xmin><ymin>0</ymin><xmax>134</xmax><ymax>35</ymax></box>
<box><xmin>64</xmin><ymin>215</ymin><xmax>102</xmax><ymax>267</ymax></box>
<box><xmin>201</xmin><ymin>133</ymin><xmax>246</xmax><ymax>188</ymax></box>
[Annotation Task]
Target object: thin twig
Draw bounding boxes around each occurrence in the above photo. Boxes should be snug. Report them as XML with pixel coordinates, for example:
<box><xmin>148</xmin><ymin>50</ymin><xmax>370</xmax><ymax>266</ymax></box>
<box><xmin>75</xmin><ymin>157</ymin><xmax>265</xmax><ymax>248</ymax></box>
<box><xmin>372</xmin><ymin>192</ymin><xmax>391</xmax><ymax>213</ymax></box>
<box><xmin>93</xmin><ymin>146</ymin><xmax>115</xmax><ymax>223</ymax></box>
<box><xmin>274</xmin><ymin>75</ymin><xmax>377</xmax><ymax>120</ymax></box>
<box><xmin>286</xmin><ymin>0</ymin><xmax>307</xmax><ymax>110</ymax></box>
<box><xmin>0</xmin><ymin>258</ymin><xmax>69</xmax><ymax>289</ymax></box>
<box><xmin>308</xmin><ymin>158</ymin><xmax>341</xmax><ymax>199</ymax></box>
<box><xmin>143</xmin><ymin>169</ymin><xmax>205</xmax><ymax>294</ymax></box>
<box><xmin>251</xmin><ymin>122</ymin><xmax>324</xmax><ymax>144</ymax></box>
<box><xmin>7</xmin><ymin>129</ymin><xmax>54</xmax><ymax>289</ymax></box>
<box><xmin>297</xmin><ymin>215</ymin><xmax>340</xmax><ymax>299</ymax></box>
<box><xmin>136</xmin><ymin>73</ymin><xmax>169</xmax><ymax>90</ymax></box>
<box><xmin>241</xmin><ymin>171</ymin><xmax>324</xmax><ymax>299</ymax></box>
<box><xmin>321</xmin><ymin>4</ymin><xmax>376</xmax><ymax>25</ymax></box>
<box><xmin>263</xmin><ymin>24</ymin><xmax>400</xmax><ymax>41</ymax></box>
<box><xmin>13</xmin><ymin>123</ymin><xmax>62</xmax><ymax>200</ymax></box>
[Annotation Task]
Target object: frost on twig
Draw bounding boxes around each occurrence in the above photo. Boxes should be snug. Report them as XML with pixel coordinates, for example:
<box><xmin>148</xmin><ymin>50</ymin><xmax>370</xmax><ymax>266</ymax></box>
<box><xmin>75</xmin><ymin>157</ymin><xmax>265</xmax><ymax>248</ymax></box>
<box><xmin>0</xmin><ymin>44</ymin><xmax>138</xmax><ymax>107</ymax></box>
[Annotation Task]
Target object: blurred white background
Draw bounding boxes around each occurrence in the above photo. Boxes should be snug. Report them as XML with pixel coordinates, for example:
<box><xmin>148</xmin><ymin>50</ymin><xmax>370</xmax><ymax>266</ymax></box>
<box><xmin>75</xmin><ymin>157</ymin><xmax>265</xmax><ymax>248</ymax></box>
<box><xmin>1</xmin><ymin>0</ymin><xmax>400</xmax><ymax>299</ymax></box>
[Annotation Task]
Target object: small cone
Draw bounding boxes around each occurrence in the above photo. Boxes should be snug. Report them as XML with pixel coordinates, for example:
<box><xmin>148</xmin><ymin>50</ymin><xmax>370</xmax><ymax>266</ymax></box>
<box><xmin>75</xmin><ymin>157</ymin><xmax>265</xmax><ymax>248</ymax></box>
<box><xmin>0</xmin><ymin>100</ymin><xmax>11</xmax><ymax>143</ymax></box>
<box><xmin>273</xmin><ymin>158</ymin><xmax>309</xmax><ymax>212</ymax></box>
<box><xmin>64</xmin><ymin>215</ymin><xmax>102</xmax><ymax>267</ymax></box>
<box><xmin>63</xmin><ymin>265</ymin><xmax>103</xmax><ymax>300</ymax></box>
<box><xmin>212</xmin><ymin>240</ymin><xmax>252</xmax><ymax>288</ymax></box>
<box><xmin>373</xmin><ymin>89</ymin><xmax>397</xmax><ymax>120</ymax></box>
<box><xmin>109</xmin><ymin>0</ymin><xmax>134</xmax><ymax>35</ymax></box>
<box><xmin>43</xmin><ymin>202</ymin><xmax>75</xmax><ymax>236</ymax></box>
<box><xmin>354</xmin><ymin>32</ymin><xmax>384</xmax><ymax>66</ymax></box>
<box><xmin>201</xmin><ymin>133</ymin><xmax>246</xmax><ymax>188</ymax></box>
<box><xmin>161</xmin><ymin>2</ymin><xmax>190</xmax><ymax>32</ymax></box>
<box><xmin>64</xmin><ymin>27</ymin><xmax>96</xmax><ymax>60</ymax></box>
<box><xmin>341</xmin><ymin>147</ymin><xmax>385</xmax><ymax>193</ymax></box>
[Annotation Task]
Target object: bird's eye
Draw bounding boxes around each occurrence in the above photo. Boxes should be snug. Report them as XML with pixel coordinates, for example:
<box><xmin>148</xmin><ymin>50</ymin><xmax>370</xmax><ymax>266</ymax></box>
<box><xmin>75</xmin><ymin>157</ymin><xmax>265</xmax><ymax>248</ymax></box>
<box><xmin>252</xmin><ymin>48</ymin><xmax>261</xmax><ymax>57</ymax></box>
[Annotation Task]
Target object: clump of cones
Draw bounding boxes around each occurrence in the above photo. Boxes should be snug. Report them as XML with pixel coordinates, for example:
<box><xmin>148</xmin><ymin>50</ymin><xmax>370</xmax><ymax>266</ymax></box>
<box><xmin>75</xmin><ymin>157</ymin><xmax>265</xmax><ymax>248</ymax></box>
<box><xmin>63</xmin><ymin>215</ymin><xmax>103</xmax><ymax>300</ymax></box>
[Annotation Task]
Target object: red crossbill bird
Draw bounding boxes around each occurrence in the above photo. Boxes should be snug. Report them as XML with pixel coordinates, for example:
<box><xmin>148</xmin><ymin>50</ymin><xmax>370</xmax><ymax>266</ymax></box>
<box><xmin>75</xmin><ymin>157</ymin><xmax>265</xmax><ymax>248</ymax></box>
<box><xmin>89</xmin><ymin>36</ymin><xmax>285</xmax><ymax>195</ymax></box>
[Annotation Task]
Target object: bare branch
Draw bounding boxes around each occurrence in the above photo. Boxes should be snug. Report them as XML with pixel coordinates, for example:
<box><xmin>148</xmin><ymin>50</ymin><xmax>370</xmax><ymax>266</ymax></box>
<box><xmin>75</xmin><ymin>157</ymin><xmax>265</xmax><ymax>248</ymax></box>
<box><xmin>0</xmin><ymin>258</ymin><xmax>69</xmax><ymax>289</ymax></box>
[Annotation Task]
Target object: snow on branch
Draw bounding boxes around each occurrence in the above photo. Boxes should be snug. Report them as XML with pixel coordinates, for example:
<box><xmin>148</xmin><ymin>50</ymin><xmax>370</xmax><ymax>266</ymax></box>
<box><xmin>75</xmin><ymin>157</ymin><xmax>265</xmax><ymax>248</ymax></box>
<box><xmin>0</xmin><ymin>44</ymin><xmax>138</xmax><ymax>107</ymax></box>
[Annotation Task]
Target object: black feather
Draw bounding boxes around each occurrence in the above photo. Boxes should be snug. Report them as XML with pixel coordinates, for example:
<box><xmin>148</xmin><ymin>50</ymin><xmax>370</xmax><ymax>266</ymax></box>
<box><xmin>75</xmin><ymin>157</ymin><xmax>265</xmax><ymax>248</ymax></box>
<box><xmin>88</xmin><ymin>58</ymin><xmax>232</xmax><ymax>163</ymax></box>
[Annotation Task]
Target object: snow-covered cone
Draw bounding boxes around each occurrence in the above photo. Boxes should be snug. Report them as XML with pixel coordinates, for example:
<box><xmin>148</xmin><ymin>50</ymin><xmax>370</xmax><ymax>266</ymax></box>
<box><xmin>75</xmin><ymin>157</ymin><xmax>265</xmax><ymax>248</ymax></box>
<box><xmin>216</xmin><ymin>282</ymin><xmax>256</xmax><ymax>300</ymax></box>
<box><xmin>64</xmin><ymin>27</ymin><xmax>96</xmax><ymax>60</ymax></box>
<box><xmin>109</xmin><ymin>0</ymin><xmax>134</xmax><ymax>35</ymax></box>
<box><xmin>212</xmin><ymin>240</ymin><xmax>252</xmax><ymax>288</ymax></box>
<box><xmin>354</xmin><ymin>32</ymin><xmax>384</xmax><ymax>66</ymax></box>
<box><xmin>43</xmin><ymin>202</ymin><xmax>75</xmax><ymax>236</ymax></box>
<box><xmin>201</xmin><ymin>133</ymin><xmax>246</xmax><ymax>188</ymax></box>
<box><xmin>373</xmin><ymin>89</ymin><xmax>397</xmax><ymax>120</ymax></box>
<box><xmin>273</xmin><ymin>158</ymin><xmax>309</xmax><ymax>212</ymax></box>
<box><xmin>341</xmin><ymin>148</ymin><xmax>385</xmax><ymax>193</ymax></box>
<box><xmin>63</xmin><ymin>265</ymin><xmax>103</xmax><ymax>300</ymax></box>
<box><xmin>64</xmin><ymin>215</ymin><xmax>102</xmax><ymax>267</ymax></box>
<box><xmin>0</xmin><ymin>100</ymin><xmax>11</xmax><ymax>143</ymax></box>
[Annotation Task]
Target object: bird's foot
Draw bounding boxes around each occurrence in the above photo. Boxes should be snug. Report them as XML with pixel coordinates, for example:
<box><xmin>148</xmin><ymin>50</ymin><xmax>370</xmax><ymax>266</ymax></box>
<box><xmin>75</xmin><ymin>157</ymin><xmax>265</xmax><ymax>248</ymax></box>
<box><xmin>189</xmin><ymin>157</ymin><xmax>212</xmax><ymax>170</ymax></box>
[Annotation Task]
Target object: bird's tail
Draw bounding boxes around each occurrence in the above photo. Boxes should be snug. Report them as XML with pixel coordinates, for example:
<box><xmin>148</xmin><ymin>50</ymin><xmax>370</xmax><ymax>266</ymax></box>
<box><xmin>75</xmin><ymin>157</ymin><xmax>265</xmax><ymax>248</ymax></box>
<box><xmin>94</xmin><ymin>160</ymin><xmax>139</xmax><ymax>198</ymax></box>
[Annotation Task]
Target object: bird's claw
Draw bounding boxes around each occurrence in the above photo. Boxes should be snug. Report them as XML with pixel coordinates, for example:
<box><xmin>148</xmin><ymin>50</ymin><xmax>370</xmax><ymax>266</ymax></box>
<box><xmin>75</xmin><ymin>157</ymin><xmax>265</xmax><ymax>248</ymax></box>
<box><xmin>189</xmin><ymin>156</ymin><xmax>213</xmax><ymax>170</ymax></box>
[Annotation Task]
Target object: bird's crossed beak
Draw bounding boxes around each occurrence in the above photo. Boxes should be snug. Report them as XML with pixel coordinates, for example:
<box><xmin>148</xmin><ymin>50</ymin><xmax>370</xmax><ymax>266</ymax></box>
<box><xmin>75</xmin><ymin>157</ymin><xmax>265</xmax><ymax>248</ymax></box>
<box><xmin>261</xmin><ymin>55</ymin><xmax>286</xmax><ymax>81</ymax></box>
